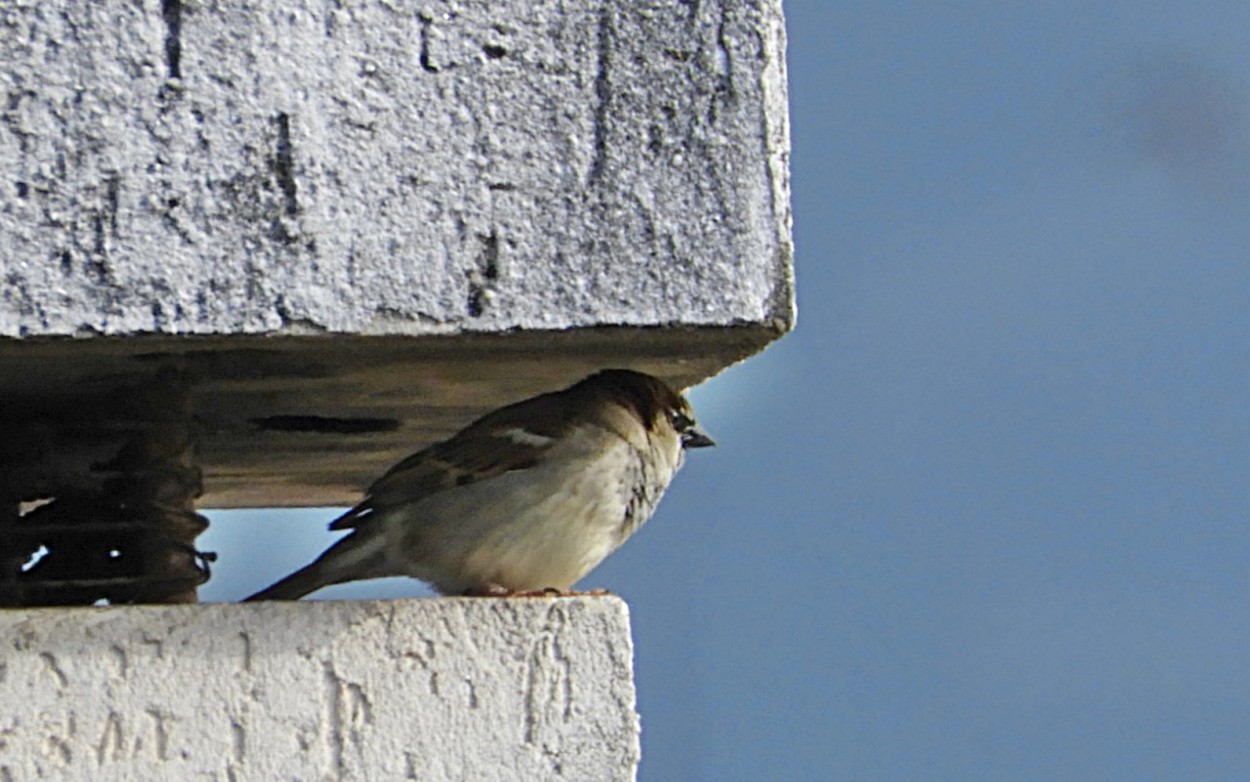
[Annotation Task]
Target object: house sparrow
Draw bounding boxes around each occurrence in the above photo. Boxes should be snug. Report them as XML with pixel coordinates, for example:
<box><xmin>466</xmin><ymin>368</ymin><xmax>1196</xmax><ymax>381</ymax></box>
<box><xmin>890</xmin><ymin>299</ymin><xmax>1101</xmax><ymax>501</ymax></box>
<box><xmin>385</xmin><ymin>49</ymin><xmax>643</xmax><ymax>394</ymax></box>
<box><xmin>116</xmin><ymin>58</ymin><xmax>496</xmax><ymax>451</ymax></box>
<box><xmin>244</xmin><ymin>368</ymin><xmax>714</xmax><ymax>600</ymax></box>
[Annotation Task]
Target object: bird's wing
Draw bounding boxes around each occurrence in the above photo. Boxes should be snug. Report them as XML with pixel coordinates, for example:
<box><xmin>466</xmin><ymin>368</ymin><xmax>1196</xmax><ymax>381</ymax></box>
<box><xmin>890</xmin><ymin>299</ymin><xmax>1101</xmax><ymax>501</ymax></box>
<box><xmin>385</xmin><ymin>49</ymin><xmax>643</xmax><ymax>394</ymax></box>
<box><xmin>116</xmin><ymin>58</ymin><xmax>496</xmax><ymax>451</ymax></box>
<box><xmin>329</xmin><ymin>391</ymin><xmax>576</xmax><ymax>530</ymax></box>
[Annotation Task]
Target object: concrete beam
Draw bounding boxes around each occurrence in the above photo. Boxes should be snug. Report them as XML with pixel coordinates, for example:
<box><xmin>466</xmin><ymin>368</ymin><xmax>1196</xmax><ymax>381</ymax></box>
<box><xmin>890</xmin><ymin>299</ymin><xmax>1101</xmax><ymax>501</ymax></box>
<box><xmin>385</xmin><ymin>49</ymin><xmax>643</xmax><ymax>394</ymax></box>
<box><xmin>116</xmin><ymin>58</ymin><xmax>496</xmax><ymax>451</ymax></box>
<box><xmin>0</xmin><ymin>0</ymin><xmax>792</xmax><ymax>338</ymax></box>
<box><xmin>0</xmin><ymin>597</ymin><xmax>639</xmax><ymax>780</ymax></box>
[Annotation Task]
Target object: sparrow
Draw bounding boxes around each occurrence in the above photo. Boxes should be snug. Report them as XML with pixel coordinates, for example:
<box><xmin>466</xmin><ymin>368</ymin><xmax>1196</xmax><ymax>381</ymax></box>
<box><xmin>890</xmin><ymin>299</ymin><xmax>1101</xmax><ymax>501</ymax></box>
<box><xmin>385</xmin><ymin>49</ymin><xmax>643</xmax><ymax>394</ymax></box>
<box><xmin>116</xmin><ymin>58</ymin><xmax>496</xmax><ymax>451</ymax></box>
<box><xmin>244</xmin><ymin>368</ymin><xmax>714</xmax><ymax>600</ymax></box>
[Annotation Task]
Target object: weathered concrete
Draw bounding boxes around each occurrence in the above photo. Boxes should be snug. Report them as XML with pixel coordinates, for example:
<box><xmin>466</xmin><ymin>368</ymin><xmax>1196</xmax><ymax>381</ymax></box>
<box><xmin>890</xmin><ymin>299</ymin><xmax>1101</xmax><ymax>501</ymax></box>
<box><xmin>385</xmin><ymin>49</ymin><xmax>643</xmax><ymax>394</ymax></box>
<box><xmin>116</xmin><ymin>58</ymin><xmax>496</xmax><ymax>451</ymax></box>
<box><xmin>0</xmin><ymin>596</ymin><xmax>640</xmax><ymax>781</ymax></box>
<box><xmin>0</xmin><ymin>0</ymin><xmax>792</xmax><ymax>338</ymax></box>
<box><xmin>0</xmin><ymin>0</ymin><xmax>792</xmax><ymax>507</ymax></box>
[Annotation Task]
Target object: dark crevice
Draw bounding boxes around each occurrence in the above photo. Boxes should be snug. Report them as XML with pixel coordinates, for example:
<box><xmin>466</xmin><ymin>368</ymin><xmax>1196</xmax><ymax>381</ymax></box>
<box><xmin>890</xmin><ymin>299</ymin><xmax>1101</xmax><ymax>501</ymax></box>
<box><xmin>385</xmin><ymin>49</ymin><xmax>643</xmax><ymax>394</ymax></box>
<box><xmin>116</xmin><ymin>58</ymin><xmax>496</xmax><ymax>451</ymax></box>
<box><xmin>482</xmin><ymin>44</ymin><xmax>506</xmax><ymax>60</ymax></box>
<box><xmin>271</xmin><ymin>113</ymin><xmax>298</xmax><ymax>217</ymax></box>
<box><xmin>480</xmin><ymin>231</ymin><xmax>499</xmax><ymax>280</ymax></box>
<box><xmin>466</xmin><ymin>231</ymin><xmax>499</xmax><ymax>318</ymax></box>
<box><xmin>252</xmin><ymin>416</ymin><xmax>400</xmax><ymax>435</ymax></box>
<box><xmin>161</xmin><ymin>0</ymin><xmax>182</xmax><ymax>79</ymax></box>
<box><xmin>588</xmin><ymin>7</ymin><xmax>613</xmax><ymax>184</ymax></box>
<box><xmin>716</xmin><ymin>18</ymin><xmax>736</xmax><ymax>99</ymax></box>
<box><xmin>93</xmin><ymin>176</ymin><xmax>121</xmax><ymax>256</ymax></box>
<box><xmin>418</xmin><ymin>15</ymin><xmax>438</xmax><ymax>73</ymax></box>
<box><xmin>105</xmin><ymin>176</ymin><xmax>120</xmax><ymax>238</ymax></box>
<box><xmin>87</xmin><ymin>255</ymin><xmax>110</xmax><ymax>282</ymax></box>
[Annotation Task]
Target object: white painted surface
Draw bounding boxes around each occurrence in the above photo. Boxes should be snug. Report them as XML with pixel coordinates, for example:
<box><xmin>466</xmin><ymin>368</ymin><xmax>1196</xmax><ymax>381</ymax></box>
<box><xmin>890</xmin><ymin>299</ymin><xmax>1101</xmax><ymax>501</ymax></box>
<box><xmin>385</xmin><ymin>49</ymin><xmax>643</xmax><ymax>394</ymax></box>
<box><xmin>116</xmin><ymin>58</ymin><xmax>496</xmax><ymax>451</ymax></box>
<box><xmin>0</xmin><ymin>0</ymin><xmax>792</xmax><ymax>337</ymax></box>
<box><xmin>0</xmin><ymin>597</ymin><xmax>639</xmax><ymax>781</ymax></box>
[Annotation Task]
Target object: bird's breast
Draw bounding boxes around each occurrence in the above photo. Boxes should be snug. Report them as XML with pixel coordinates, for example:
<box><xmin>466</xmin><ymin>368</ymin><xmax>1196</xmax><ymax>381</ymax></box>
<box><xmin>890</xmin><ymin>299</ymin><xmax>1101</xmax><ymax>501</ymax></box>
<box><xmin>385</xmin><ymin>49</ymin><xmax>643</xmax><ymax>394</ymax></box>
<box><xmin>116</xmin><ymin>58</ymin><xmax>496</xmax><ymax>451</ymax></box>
<box><xmin>390</xmin><ymin>427</ymin><xmax>675</xmax><ymax>592</ymax></box>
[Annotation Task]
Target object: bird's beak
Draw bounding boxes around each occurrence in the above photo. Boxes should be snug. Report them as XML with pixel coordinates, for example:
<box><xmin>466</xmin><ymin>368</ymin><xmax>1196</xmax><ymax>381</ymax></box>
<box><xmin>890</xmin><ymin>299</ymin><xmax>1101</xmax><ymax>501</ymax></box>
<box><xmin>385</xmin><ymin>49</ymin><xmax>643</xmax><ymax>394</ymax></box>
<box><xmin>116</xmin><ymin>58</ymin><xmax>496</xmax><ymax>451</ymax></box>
<box><xmin>682</xmin><ymin>426</ymin><xmax>716</xmax><ymax>449</ymax></box>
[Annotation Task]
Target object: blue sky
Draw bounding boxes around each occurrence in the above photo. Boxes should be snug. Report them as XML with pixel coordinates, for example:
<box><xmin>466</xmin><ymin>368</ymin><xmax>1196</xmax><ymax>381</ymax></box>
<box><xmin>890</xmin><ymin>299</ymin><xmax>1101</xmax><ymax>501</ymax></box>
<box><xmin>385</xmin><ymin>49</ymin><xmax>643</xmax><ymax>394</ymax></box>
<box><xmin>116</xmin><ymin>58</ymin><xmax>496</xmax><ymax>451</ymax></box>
<box><xmin>203</xmin><ymin>3</ymin><xmax>1250</xmax><ymax>779</ymax></box>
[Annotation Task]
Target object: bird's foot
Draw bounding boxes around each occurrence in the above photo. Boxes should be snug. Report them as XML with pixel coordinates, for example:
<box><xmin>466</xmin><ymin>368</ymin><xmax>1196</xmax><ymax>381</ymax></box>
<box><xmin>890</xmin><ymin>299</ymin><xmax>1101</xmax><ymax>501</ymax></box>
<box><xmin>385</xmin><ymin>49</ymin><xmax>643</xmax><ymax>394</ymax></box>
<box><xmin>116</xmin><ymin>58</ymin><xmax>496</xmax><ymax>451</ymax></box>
<box><xmin>507</xmin><ymin>587</ymin><xmax>566</xmax><ymax>598</ymax></box>
<box><xmin>507</xmin><ymin>587</ymin><xmax>614</xmax><ymax>598</ymax></box>
<box><xmin>462</xmin><ymin>584</ymin><xmax>613</xmax><ymax>598</ymax></box>
<box><xmin>463</xmin><ymin>582</ymin><xmax>515</xmax><ymax>597</ymax></box>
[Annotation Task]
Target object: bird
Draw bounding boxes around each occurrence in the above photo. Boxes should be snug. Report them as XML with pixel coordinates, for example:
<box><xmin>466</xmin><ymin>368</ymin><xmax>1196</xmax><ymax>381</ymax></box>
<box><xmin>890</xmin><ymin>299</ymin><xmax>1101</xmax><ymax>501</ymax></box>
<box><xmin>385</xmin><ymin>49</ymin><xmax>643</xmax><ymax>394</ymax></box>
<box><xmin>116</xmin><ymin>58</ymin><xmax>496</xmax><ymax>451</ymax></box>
<box><xmin>244</xmin><ymin>368</ymin><xmax>714</xmax><ymax>600</ymax></box>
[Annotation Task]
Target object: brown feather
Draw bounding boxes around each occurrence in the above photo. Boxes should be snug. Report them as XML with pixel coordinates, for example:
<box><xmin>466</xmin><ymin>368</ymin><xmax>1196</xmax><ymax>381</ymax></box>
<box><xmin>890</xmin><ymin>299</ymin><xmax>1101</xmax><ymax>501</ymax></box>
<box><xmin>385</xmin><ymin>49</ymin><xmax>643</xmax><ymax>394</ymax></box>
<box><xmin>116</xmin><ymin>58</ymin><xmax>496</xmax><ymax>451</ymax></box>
<box><xmin>330</xmin><ymin>389</ymin><xmax>577</xmax><ymax>530</ymax></box>
<box><xmin>328</xmin><ymin>370</ymin><xmax>689</xmax><ymax>531</ymax></box>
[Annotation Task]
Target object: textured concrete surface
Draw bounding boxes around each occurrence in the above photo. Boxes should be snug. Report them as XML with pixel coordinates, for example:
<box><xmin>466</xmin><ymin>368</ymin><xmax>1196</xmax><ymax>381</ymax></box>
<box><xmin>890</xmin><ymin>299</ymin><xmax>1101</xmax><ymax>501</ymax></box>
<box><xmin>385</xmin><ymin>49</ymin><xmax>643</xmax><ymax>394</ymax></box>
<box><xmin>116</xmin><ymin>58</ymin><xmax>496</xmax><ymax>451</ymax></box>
<box><xmin>0</xmin><ymin>597</ymin><xmax>639</xmax><ymax>781</ymax></box>
<box><xmin>0</xmin><ymin>0</ymin><xmax>792</xmax><ymax>338</ymax></box>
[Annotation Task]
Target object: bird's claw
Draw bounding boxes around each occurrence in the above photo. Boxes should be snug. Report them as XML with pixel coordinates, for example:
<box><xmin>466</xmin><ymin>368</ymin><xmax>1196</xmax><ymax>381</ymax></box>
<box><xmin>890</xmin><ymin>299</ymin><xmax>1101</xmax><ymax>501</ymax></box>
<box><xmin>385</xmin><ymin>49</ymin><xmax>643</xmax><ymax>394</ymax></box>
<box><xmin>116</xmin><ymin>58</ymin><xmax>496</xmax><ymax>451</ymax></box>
<box><xmin>462</xmin><ymin>585</ymin><xmax>614</xmax><ymax>598</ymax></box>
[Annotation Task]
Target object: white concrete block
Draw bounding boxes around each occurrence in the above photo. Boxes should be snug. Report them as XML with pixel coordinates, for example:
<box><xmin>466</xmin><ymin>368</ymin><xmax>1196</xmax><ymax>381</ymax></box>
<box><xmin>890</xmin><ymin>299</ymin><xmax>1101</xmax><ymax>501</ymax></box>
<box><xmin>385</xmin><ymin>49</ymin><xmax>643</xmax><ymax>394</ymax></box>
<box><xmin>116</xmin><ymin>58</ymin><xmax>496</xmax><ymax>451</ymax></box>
<box><xmin>0</xmin><ymin>597</ymin><xmax>640</xmax><ymax>781</ymax></box>
<box><xmin>0</xmin><ymin>0</ymin><xmax>792</xmax><ymax>337</ymax></box>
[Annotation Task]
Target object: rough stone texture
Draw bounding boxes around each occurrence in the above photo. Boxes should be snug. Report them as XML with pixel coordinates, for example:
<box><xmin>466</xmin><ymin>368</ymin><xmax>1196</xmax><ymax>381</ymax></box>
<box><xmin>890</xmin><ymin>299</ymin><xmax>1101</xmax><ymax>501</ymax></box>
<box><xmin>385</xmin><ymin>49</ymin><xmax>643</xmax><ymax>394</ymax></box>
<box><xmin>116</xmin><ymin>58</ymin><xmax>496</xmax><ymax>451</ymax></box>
<box><xmin>0</xmin><ymin>0</ymin><xmax>792</xmax><ymax>338</ymax></box>
<box><xmin>0</xmin><ymin>597</ymin><xmax>640</xmax><ymax>780</ymax></box>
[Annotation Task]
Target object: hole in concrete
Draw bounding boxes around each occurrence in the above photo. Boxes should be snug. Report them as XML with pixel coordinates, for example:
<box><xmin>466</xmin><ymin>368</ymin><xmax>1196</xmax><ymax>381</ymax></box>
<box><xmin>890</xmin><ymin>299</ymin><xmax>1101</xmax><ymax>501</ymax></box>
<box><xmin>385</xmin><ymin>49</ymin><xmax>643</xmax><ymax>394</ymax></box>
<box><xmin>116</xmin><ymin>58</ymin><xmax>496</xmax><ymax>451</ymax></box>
<box><xmin>467</xmin><ymin>286</ymin><xmax>490</xmax><ymax>317</ymax></box>
<box><xmin>417</xmin><ymin>15</ymin><xmax>439</xmax><ymax>73</ymax></box>
<box><xmin>270</xmin><ymin>113</ymin><xmax>299</xmax><ymax>222</ymax></box>
<box><xmin>251</xmin><ymin>415</ymin><xmax>400</xmax><ymax>434</ymax></box>
<box><xmin>161</xmin><ymin>0</ymin><xmax>182</xmax><ymax>78</ymax></box>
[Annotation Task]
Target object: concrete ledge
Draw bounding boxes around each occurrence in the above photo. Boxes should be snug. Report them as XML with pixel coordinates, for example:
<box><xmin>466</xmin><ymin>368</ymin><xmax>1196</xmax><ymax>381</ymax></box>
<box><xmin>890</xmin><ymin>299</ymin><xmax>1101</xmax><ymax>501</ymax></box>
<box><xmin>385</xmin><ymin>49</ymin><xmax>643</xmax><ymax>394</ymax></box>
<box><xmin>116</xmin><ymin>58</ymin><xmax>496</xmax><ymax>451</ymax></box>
<box><xmin>0</xmin><ymin>0</ymin><xmax>792</xmax><ymax>337</ymax></box>
<box><xmin>0</xmin><ymin>597</ymin><xmax>639</xmax><ymax>781</ymax></box>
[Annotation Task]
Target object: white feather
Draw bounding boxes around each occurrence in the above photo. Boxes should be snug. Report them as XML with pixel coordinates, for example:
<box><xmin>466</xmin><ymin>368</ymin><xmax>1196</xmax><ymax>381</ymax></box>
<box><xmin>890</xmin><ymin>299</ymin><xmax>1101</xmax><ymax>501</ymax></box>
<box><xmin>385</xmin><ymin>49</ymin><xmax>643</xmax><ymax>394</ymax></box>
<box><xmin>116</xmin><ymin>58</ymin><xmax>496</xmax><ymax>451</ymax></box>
<box><xmin>495</xmin><ymin>427</ymin><xmax>556</xmax><ymax>447</ymax></box>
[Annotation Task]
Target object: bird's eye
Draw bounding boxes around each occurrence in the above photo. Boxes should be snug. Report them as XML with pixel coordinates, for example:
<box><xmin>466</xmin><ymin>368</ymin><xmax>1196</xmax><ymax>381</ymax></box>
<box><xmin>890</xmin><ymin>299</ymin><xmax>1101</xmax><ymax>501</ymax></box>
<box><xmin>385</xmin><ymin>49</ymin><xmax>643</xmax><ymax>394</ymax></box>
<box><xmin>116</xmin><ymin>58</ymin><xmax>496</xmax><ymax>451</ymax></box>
<box><xmin>671</xmin><ymin>411</ymin><xmax>695</xmax><ymax>432</ymax></box>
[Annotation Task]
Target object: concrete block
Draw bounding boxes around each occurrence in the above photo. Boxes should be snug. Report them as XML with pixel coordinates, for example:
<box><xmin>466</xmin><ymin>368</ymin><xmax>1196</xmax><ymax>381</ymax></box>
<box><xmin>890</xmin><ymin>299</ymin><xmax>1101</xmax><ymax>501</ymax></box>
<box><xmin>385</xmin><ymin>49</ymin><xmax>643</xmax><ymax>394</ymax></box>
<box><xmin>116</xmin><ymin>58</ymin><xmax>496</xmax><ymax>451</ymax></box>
<box><xmin>0</xmin><ymin>597</ymin><xmax>640</xmax><ymax>780</ymax></box>
<box><xmin>0</xmin><ymin>0</ymin><xmax>792</xmax><ymax>338</ymax></box>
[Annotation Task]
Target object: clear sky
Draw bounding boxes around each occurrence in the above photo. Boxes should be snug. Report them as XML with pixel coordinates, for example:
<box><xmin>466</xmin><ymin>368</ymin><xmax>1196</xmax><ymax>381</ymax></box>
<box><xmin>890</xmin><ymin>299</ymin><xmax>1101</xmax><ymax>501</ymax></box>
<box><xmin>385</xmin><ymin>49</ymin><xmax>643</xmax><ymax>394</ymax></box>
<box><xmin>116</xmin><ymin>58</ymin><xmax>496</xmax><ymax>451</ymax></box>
<box><xmin>202</xmin><ymin>2</ymin><xmax>1250</xmax><ymax>779</ymax></box>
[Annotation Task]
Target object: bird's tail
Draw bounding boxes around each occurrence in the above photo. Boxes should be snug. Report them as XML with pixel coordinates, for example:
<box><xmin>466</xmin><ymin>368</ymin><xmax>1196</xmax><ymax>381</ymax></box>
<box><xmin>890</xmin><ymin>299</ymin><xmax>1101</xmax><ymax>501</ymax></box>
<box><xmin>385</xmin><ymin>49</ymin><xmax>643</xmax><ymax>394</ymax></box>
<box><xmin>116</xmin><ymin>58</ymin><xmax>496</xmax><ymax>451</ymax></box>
<box><xmin>243</xmin><ymin>530</ymin><xmax>391</xmax><ymax>601</ymax></box>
